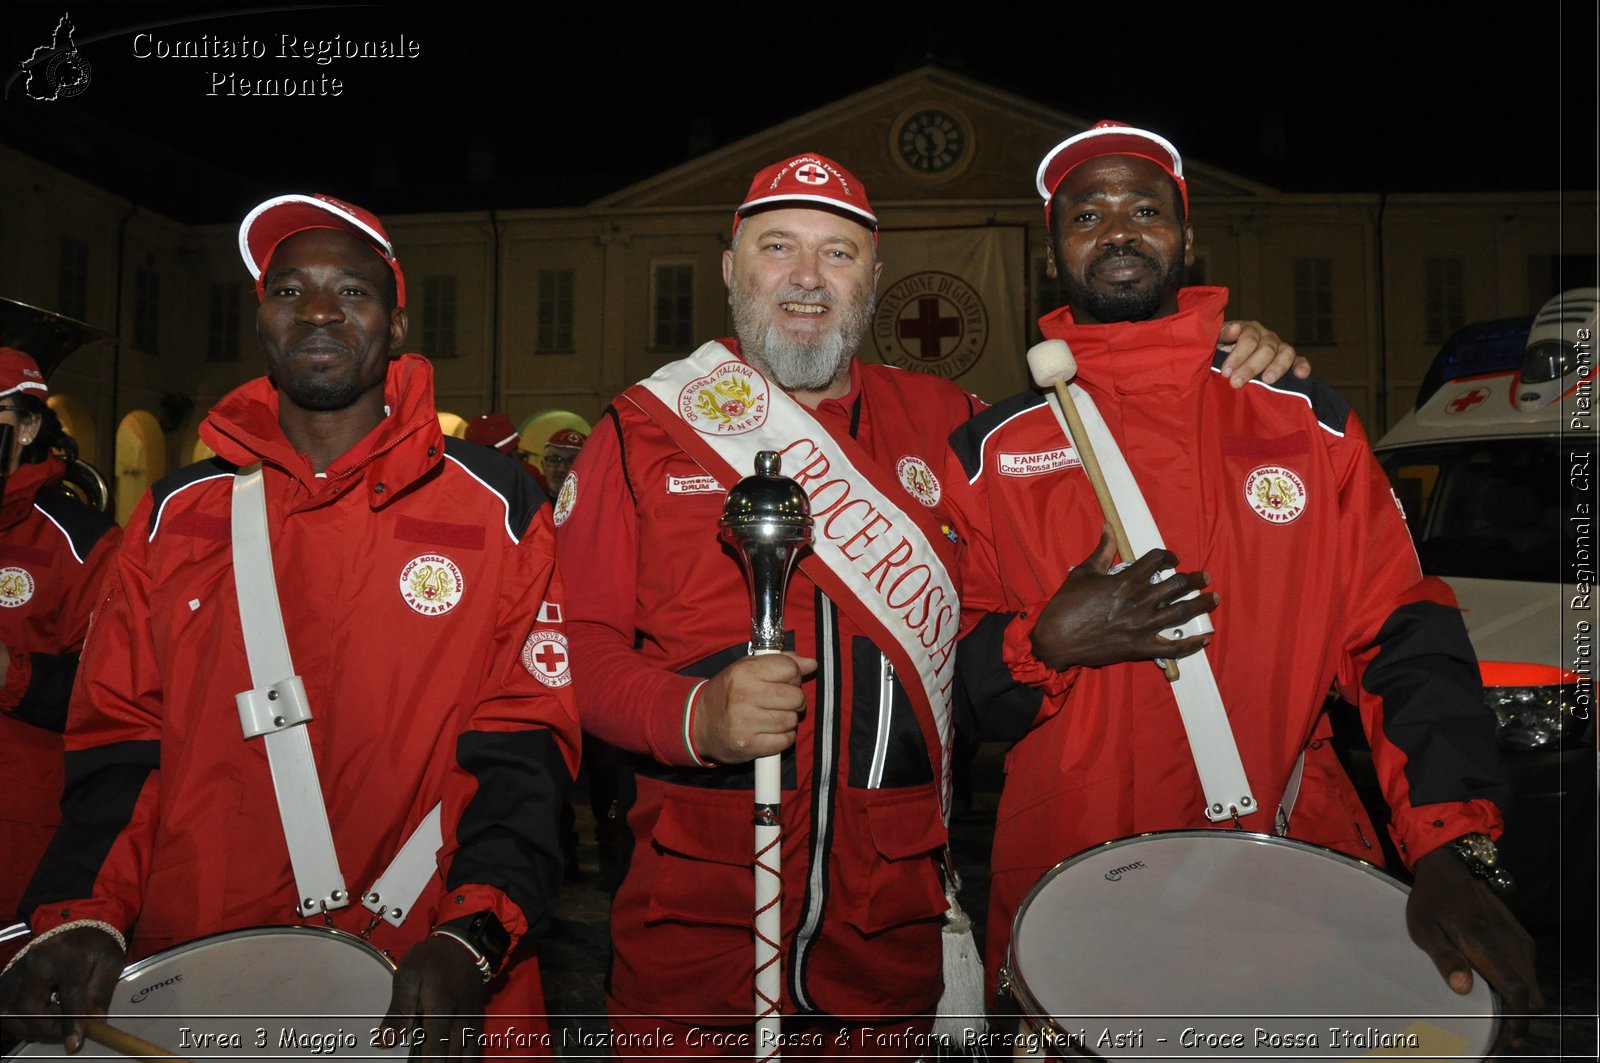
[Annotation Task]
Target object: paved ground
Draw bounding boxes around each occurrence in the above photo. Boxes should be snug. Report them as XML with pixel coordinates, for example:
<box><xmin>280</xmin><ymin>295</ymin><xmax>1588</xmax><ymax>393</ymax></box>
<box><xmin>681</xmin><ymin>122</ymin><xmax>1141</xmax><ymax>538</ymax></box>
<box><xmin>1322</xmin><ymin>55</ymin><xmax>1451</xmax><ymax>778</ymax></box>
<box><xmin>539</xmin><ymin>745</ymin><xmax>1597</xmax><ymax>1060</ymax></box>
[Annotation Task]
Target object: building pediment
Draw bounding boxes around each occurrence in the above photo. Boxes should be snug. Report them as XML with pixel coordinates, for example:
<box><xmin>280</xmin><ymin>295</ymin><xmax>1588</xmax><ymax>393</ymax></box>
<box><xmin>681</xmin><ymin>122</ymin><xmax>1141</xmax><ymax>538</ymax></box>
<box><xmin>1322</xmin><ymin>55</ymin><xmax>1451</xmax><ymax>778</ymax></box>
<box><xmin>594</xmin><ymin>66</ymin><xmax>1275</xmax><ymax>218</ymax></box>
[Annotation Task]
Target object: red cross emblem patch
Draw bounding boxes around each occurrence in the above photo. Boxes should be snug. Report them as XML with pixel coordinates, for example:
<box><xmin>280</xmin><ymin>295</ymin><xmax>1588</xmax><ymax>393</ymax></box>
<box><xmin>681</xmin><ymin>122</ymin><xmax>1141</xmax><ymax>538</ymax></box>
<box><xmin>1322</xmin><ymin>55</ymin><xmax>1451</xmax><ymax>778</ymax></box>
<box><xmin>521</xmin><ymin>629</ymin><xmax>572</xmax><ymax>687</ymax></box>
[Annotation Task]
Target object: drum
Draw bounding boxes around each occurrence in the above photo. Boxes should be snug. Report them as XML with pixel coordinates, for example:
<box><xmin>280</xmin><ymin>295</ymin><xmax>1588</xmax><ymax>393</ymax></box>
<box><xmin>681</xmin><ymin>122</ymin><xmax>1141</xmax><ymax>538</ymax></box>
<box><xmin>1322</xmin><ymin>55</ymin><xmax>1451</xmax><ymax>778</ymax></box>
<box><xmin>10</xmin><ymin>925</ymin><xmax>406</xmax><ymax>1059</ymax></box>
<box><xmin>1004</xmin><ymin>831</ymin><xmax>1499</xmax><ymax>1060</ymax></box>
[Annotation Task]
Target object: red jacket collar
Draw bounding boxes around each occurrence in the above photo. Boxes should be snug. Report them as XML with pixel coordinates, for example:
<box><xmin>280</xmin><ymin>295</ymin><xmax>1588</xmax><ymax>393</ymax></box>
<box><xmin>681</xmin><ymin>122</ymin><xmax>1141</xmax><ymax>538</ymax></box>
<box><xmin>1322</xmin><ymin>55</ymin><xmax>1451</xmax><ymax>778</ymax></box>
<box><xmin>200</xmin><ymin>353</ymin><xmax>444</xmax><ymax>508</ymax></box>
<box><xmin>0</xmin><ymin>454</ymin><xmax>65</xmax><ymax>530</ymax></box>
<box><xmin>1037</xmin><ymin>287</ymin><xmax>1229</xmax><ymax>395</ymax></box>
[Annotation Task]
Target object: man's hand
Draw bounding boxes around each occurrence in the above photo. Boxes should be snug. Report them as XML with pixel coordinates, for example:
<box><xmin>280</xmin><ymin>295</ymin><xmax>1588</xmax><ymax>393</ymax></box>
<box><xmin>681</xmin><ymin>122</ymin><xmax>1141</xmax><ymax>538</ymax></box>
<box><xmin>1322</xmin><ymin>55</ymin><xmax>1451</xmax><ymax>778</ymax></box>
<box><xmin>1406</xmin><ymin>847</ymin><xmax>1544</xmax><ymax>1046</ymax></box>
<box><xmin>692</xmin><ymin>653</ymin><xmax>817</xmax><ymax>765</ymax></box>
<box><xmin>0</xmin><ymin>927</ymin><xmax>125</xmax><ymax>1052</ymax></box>
<box><xmin>381</xmin><ymin>935</ymin><xmax>487</xmax><ymax>1062</ymax></box>
<box><xmin>1216</xmin><ymin>320</ymin><xmax>1311</xmax><ymax>387</ymax></box>
<box><xmin>1029</xmin><ymin>528</ymin><xmax>1216</xmax><ymax>671</ymax></box>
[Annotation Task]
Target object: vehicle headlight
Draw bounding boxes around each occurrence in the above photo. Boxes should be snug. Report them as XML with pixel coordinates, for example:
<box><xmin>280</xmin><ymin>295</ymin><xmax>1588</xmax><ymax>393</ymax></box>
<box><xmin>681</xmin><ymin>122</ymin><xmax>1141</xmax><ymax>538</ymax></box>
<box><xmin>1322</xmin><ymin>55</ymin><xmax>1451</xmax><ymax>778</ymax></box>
<box><xmin>1483</xmin><ymin>682</ymin><xmax>1591</xmax><ymax>750</ymax></box>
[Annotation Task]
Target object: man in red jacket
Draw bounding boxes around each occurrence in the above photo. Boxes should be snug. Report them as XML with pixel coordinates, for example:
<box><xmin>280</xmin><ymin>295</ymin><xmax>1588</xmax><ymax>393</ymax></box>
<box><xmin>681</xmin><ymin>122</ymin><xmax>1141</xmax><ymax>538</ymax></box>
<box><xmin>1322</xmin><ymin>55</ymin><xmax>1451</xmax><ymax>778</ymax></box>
<box><xmin>947</xmin><ymin>121</ymin><xmax>1541</xmax><ymax>1028</ymax></box>
<box><xmin>1</xmin><ymin>195</ymin><xmax>580</xmax><ymax>1059</ymax></box>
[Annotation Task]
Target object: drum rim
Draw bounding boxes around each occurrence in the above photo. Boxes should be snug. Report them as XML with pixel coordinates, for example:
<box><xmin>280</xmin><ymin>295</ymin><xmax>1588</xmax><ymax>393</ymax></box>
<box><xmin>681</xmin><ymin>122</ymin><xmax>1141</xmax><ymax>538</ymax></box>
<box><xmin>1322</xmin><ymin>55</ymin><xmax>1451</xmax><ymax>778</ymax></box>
<box><xmin>120</xmin><ymin>923</ymin><xmax>397</xmax><ymax>979</ymax></box>
<box><xmin>1004</xmin><ymin>829</ymin><xmax>1502</xmax><ymax>1051</ymax></box>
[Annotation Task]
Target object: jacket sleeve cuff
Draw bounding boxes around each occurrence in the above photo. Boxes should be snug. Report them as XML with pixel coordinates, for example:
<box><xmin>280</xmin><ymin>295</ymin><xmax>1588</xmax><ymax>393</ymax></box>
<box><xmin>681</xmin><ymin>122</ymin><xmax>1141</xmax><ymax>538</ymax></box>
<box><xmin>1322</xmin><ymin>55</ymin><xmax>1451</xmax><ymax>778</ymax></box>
<box><xmin>430</xmin><ymin>885</ymin><xmax>525</xmax><ymax>968</ymax></box>
<box><xmin>1387</xmin><ymin>798</ymin><xmax>1505</xmax><ymax>870</ymax></box>
<box><xmin>27</xmin><ymin>897</ymin><xmax>133</xmax><ymax>939</ymax></box>
<box><xmin>1003</xmin><ymin>606</ymin><xmax>1079</xmax><ymax>699</ymax></box>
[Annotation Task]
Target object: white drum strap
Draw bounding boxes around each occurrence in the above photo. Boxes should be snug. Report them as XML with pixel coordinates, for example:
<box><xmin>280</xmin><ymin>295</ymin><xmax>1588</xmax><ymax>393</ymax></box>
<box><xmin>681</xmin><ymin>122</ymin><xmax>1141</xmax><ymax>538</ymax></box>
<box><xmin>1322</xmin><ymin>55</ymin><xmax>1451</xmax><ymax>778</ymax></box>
<box><xmin>231</xmin><ymin>468</ymin><xmax>442</xmax><ymax>926</ymax></box>
<box><xmin>1047</xmin><ymin>390</ymin><xmax>1258</xmax><ymax>822</ymax></box>
<box><xmin>232</xmin><ymin>465</ymin><xmax>349</xmax><ymax>917</ymax></box>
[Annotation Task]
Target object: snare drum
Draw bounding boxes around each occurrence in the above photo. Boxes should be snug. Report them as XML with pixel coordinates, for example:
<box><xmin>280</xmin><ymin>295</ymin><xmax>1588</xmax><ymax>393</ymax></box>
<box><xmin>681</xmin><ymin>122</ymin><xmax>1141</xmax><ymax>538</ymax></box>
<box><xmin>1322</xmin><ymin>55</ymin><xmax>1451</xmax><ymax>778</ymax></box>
<box><xmin>10</xmin><ymin>925</ymin><xmax>405</xmax><ymax>1059</ymax></box>
<box><xmin>1004</xmin><ymin>831</ymin><xmax>1499</xmax><ymax>1060</ymax></box>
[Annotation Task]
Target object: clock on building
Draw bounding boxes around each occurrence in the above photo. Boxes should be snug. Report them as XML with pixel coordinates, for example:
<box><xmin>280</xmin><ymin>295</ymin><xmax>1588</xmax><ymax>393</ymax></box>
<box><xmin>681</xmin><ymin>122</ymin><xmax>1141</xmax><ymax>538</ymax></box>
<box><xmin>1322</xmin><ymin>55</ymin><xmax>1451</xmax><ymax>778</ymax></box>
<box><xmin>895</xmin><ymin>109</ymin><xmax>969</xmax><ymax>175</ymax></box>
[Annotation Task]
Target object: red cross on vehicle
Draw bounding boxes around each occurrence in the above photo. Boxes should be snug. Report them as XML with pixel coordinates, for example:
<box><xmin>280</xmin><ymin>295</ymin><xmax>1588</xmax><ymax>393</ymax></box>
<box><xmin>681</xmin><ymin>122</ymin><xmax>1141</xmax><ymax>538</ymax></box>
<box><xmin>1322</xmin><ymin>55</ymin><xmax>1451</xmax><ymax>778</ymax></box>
<box><xmin>1446</xmin><ymin>387</ymin><xmax>1490</xmax><ymax>414</ymax></box>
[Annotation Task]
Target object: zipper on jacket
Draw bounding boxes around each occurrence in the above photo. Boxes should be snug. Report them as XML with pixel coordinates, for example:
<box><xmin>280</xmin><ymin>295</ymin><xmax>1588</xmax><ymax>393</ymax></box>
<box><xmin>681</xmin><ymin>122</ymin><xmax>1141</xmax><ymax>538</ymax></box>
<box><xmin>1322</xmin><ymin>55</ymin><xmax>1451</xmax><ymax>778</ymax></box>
<box><xmin>867</xmin><ymin>654</ymin><xmax>894</xmax><ymax>789</ymax></box>
<box><xmin>789</xmin><ymin>593</ymin><xmax>838</xmax><ymax>1012</ymax></box>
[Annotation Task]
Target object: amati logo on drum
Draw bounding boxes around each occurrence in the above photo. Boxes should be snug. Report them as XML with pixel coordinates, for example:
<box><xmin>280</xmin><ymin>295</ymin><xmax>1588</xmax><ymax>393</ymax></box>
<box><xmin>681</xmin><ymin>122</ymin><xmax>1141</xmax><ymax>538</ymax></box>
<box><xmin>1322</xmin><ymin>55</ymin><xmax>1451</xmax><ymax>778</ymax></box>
<box><xmin>1103</xmin><ymin>860</ymin><xmax>1147</xmax><ymax>882</ymax></box>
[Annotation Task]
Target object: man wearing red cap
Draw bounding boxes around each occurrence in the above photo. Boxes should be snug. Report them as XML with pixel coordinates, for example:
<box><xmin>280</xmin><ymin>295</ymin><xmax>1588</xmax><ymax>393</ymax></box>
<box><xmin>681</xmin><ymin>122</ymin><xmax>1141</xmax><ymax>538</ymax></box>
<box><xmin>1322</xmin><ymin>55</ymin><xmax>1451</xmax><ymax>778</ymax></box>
<box><xmin>0</xmin><ymin>349</ymin><xmax>120</xmax><ymax>948</ymax></box>
<box><xmin>556</xmin><ymin>151</ymin><xmax>1303</xmax><ymax>1048</ymax></box>
<box><xmin>540</xmin><ymin>429</ymin><xmax>584</xmax><ymax>503</ymax></box>
<box><xmin>2</xmin><ymin>195</ymin><xmax>580</xmax><ymax>1058</ymax></box>
<box><xmin>946</xmin><ymin>122</ymin><xmax>1539</xmax><ymax>1023</ymax></box>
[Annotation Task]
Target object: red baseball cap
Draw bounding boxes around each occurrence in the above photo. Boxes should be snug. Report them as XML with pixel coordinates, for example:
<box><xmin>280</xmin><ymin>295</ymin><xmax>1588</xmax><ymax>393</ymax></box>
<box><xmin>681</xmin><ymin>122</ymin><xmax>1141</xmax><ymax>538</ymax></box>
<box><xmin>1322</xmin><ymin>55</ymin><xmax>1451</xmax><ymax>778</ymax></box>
<box><xmin>0</xmin><ymin>347</ymin><xmax>48</xmax><ymax>402</ymax></box>
<box><xmin>1036</xmin><ymin>120</ymin><xmax>1188</xmax><ymax>221</ymax></box>
<box><xmin>734</xmin><ymin>153</ymin><xmax>878</xmax><ymax>236</ymax></box>
<box><xmin>238</xmin><ymin>193</ymin><xmax>407</xmax><ymax>308</ymax></box>
<box><xmin>464</xmin><ymin>412</ymin><xmax>521</xmax><ymax>454</ymax></box>
<box><xmin>545</xmin><ymin>428</ymin><xmax>586</xmax><ymax>451</ymax></box>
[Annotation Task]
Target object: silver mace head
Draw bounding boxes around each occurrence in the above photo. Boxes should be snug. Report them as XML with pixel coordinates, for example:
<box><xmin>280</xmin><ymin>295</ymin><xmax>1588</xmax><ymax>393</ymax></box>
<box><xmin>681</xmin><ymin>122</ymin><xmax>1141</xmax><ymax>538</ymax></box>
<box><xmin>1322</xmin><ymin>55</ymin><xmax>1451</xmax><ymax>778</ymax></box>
<box><xmin>719</xmin><ymin>450</ymin><xmax>814</xmax><ymax>653</ymax></box>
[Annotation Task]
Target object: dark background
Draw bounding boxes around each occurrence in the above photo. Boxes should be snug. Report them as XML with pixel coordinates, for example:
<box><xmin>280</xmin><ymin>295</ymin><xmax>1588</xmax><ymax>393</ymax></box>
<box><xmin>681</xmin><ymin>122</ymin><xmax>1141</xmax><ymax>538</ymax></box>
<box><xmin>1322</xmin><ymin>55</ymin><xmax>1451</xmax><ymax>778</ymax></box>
<box><xmin>3</xmin><ymin>1</ymin><xmax>1596</xmax><ymax>223</ymax></box>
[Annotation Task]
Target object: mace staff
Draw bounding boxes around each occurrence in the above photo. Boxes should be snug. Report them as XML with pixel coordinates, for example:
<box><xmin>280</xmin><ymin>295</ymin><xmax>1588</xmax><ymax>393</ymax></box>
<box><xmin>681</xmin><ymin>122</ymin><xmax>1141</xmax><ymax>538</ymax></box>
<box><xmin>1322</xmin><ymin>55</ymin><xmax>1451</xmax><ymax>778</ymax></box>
<box><xmin>719</xmin><ymin>450</ymin><xmax>813</xmax><ymax>1060</ymax></box>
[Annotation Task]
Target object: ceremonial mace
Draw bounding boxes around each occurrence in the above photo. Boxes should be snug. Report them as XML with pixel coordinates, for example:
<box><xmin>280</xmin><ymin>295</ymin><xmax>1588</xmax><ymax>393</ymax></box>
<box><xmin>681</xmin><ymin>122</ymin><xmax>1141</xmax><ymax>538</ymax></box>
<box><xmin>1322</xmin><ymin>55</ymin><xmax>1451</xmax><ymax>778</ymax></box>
<box><xmin>1028</xmin><ymin>339</ymin><xmax>1181</xmax><ymax>681</ymax></box>
<box><xmin>720</xmin><ymin>451</ymin><xmax>813</xmax><ymax>1057</ymax></box>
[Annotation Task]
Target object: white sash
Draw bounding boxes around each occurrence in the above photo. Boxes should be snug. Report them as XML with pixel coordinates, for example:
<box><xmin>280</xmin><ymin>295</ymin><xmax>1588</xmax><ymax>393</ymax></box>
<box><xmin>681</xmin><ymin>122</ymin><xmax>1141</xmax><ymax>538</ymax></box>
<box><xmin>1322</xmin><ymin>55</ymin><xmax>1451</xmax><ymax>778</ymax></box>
<box><xmin>633</xmin><ymin>343</ymin><xmax>959</xmax><ymax>799</ymax></box>
<box><xmin>1046</xmin><ymin>389</ymin><xmax>1260</xmax><ymax>822</ymax></box>
<box><xmin>231</xmin><ymin>465</ymin><xmax>441</xmax><ymax>924</ymax></box>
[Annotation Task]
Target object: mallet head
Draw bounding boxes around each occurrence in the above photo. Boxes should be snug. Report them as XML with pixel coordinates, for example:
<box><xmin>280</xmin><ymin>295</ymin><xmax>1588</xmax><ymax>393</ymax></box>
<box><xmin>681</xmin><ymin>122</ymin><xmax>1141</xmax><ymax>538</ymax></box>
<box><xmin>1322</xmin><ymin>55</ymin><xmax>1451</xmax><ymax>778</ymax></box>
<box><xmin>1027</xmin><ymin>339</ymin><xmax>1077</xmax><ymax>388</ymax></box>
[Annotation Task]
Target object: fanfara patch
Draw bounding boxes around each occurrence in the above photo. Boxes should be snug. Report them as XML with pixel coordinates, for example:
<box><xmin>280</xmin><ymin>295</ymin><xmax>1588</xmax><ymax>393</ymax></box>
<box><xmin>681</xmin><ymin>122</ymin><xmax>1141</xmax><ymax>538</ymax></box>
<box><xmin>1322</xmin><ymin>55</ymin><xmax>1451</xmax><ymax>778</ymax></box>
<box><xmin>399</xmin><ymin>554</ymin><xmax>464</xmax><ymax>615</ymax></box>
<box><xmin>666</xmin><ymin>474</ymin><xmax>725</xmax><ymax>495</ymax></box>
<box><xmin>895</xmin><ymin>455</ymin><xmax>941</xmax><ymax>507</ymax></box>
<box><xmin>678</xmin><ymin>360</ymin><xmax>769</xmax><ymax>435</ymax></box>
<box><xmin>553</xmin><ymin>471</ymin><xmax>578</xmax><ymax>527</ymax></box>
<box><xmin>998</xmin><ymin>447</ymin><xmax>1081</xmax><ymax>477</ymax></box>
<box><xmin>1243</xmin><ymin>465</ymin><xmax>1308</xmax><ymax>524</ymax></box>
<box><xmin>521</xmin><ymin>629</ymin><xmax>572</xmax><ymax>687</ymax></box>
<box><xmin>0</xmin><ymin>566</ymin><xmax>36</xmax><ymax>607</ymax></box>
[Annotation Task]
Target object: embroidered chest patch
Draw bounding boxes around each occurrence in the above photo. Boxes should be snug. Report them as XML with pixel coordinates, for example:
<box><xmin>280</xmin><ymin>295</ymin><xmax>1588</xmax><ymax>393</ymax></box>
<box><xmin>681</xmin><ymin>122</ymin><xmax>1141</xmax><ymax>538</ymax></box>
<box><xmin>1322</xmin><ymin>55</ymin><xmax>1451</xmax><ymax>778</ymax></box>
<box><xmin>399</xmin><ymin>553</ymin><xmax>464</xmax><ymax>615</ymax></box>
<box><xmin>552</xmin><ymin>472</ymin><xmax>578</xmax><ymax>527</ymax></box>
<box><xmin>895</xmin><ymin>455</ymin><xmax>941</xmax><ymax>507</ymax></box>
<box><xmin>1243</xmin><ymin>465</ymin><xmax>1308</xmax><ymax>524</ymax></box>
<box><xmin>0</xmin><ymin>566</ymin><xmax>36</xmax><ymax>607</ymax></box>
<box><xmin>677</xmin><ymin>361</ymin><xmax>770</xmax><ymax>435</ymax></box>
<box><xmin>998</xmin><ymin>447</ymin><xmax>1080</xmax><ymax>477</ymax></box>
<box><xmin>521</xmin><ymin>630</ymin><xmax>572</xmax><ymax>687</ymax></box>
<box><xmin>666</xmin><ymin>473</ymin><xmax>724</xmax><ymax>495</ymax></box>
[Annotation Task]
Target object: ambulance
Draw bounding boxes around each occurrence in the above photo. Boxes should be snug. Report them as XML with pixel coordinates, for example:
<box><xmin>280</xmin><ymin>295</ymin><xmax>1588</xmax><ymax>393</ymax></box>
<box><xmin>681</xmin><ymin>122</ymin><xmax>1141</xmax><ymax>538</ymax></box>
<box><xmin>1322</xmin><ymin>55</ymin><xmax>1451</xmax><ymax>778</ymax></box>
<box><xmin>1367</xmin><ymin>288</ymin><xmax>1596</xmax><ymax>925</ymax></box>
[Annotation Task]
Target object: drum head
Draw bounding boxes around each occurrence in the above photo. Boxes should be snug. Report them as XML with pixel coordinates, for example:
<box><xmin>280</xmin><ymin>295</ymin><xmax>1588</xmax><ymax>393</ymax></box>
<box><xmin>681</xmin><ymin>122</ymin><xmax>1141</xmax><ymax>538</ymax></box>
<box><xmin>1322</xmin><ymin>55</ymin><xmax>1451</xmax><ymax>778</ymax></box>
<box><xmin>13</xmin><ymin>926</ymin><xmax>404</xmax><ymax>1058</ymax></box>
<box><xmin>1010</xmin><ymin>832</ymin><xmax>1498</xmax><ymax>1059</ymax></box>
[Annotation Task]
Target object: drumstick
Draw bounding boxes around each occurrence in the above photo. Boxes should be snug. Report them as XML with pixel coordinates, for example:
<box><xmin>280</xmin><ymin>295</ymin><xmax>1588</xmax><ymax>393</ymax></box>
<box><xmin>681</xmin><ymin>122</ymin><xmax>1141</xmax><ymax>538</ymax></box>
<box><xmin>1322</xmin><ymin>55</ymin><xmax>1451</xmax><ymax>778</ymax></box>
<box><xmin>1027</xmin><ymin>339</ymin><xmax>1180</xmax><ymax>682</ymax></box>
<box><xmin>83</xmin><ymin>1019</ymin><xmax>197</xmax><ymax>1063</ymax></box>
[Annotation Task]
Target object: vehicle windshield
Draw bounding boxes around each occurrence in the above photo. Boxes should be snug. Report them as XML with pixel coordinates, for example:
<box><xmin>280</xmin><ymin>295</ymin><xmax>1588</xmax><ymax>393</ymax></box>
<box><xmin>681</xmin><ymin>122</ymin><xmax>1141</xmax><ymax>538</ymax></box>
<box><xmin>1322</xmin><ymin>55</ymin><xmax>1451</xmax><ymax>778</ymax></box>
<box><xmin>1379</xmin><ymin>437</ymin><xmax>1576</xmax><ymax>582</ymax></box>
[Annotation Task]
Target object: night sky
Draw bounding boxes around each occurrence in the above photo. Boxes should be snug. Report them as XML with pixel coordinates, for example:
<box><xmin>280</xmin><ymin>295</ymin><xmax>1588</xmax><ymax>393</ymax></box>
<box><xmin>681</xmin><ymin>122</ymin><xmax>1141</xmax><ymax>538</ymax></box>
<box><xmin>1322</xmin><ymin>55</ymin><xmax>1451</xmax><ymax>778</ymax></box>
<box><xmin>2</xmin><ymin>1</ymin><xmax>1596</xmax><ymax>223</ymax></box>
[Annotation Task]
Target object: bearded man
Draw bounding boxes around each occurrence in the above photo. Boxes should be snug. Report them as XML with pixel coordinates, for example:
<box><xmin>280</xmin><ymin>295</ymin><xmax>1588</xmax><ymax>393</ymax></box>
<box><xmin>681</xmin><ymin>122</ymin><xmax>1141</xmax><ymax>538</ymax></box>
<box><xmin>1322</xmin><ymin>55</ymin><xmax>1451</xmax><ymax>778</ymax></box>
<box><xmin>555</xmin><ymin>152</ymin><xmax>1301</xmax><ymax>1052</ymax></box>
<box><xmin>946</xmin><ymin>121</ymin><xmax>1541</xmax><ymax>1030</ymax></box>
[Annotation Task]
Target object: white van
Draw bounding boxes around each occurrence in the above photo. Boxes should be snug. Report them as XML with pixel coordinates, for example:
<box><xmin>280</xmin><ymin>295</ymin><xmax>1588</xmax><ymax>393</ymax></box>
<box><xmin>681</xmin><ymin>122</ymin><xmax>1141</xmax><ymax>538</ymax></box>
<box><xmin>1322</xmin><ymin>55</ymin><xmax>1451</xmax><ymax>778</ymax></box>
<box><xmin>1365</xmin><ymin>288</ymin><xmax>1595</xmax><ymax>928</ymax></box>
<box><xmin>1374</xmin><ymin>288</ymin><xmax>1594</xmax><ymax>747</ymax></box>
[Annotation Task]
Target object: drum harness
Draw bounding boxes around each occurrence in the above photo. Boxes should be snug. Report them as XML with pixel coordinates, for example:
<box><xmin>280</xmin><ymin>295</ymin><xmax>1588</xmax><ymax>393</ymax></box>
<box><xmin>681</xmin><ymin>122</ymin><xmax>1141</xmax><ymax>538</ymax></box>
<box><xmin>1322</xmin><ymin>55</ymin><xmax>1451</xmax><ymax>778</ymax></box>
<box><xmin>230</xmin><ymin>464</ymin><xmax>442</xmax><ymax>940</ymax></box>
<box><xmin>1045</xmin><ymin>387</ymin><xmax>1306</xmax><ymax>830</ymax></box>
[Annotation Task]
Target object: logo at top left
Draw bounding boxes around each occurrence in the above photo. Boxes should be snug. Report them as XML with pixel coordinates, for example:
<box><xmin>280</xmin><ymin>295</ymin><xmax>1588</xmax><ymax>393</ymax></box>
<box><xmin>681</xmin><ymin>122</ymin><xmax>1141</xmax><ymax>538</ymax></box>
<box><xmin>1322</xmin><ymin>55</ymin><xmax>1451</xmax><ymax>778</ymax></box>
<box><xmin>20</xmin><ymin>14</ymin><xmax>92</xmax><ymax>101</ymax></box>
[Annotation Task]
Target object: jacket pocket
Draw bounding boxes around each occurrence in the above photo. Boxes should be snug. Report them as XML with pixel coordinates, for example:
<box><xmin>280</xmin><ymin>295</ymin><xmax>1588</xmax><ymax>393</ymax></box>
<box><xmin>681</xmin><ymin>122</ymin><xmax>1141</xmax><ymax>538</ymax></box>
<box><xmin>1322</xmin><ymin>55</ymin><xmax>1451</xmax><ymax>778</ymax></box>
<box><xmin>642</xmin><ymin>790</ymin><xmax>754</xmax><ymax>928</ymax></box>
<box><xmin>838</xmin><ymin>785</ymin><xmax>948</xmax><ymax>935</ymax></box>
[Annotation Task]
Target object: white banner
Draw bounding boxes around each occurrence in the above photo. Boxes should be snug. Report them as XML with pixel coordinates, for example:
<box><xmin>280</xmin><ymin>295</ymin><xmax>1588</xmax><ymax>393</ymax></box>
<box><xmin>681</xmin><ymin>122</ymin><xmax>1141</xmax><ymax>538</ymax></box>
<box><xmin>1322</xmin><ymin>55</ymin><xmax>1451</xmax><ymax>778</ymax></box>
<box><xmin>865</xmin><ymin>226</ymin><xmax>1028</xmax><ymax>400</ymax></box>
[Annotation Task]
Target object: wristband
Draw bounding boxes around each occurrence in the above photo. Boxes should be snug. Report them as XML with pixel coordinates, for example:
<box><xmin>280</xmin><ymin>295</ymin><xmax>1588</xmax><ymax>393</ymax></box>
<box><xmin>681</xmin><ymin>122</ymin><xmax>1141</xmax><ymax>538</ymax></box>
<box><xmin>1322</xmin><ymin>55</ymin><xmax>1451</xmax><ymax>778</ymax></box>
<box><xmin>681</xmin><ymin>680</ymin><xmax>716</xmax><ymax>767</ymax></box>
<box><xmin>0</xmin><ymin>919</ymin><xmax>127</xmax><ymax>978</ymax></box>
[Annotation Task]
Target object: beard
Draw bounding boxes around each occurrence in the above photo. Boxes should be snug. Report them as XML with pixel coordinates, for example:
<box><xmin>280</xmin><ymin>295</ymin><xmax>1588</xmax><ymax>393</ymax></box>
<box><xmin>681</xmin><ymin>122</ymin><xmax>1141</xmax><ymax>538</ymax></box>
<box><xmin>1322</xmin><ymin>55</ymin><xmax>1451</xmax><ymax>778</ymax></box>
<box><xmin>1063</xmin><ymin>245</ymin><xmax>1188</xmax><ymax>324</ymax></box>
<box><xmin>729</xmin><ymin>274</ymin><xmax>875</xmax><ymax>392</ymax></box>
